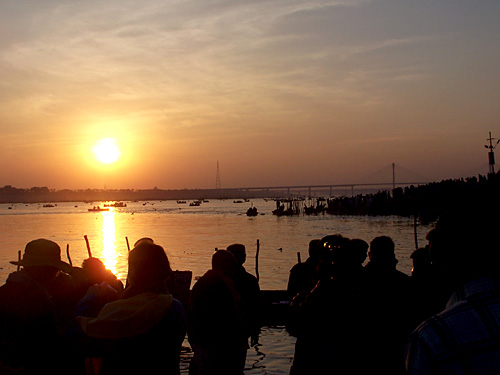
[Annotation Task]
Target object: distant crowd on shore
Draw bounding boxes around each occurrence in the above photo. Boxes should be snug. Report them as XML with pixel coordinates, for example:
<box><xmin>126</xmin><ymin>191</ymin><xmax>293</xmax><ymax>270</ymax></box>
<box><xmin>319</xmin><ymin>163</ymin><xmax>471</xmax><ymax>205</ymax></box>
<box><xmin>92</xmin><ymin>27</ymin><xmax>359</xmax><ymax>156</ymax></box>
<box><xmin>0</xmin><ymin>198</ymin><xmax>499</xmax><ymax>374</ymax></box>
<box><xmin>326</xmin><ymin>171</ymin><xmax>500</xmax><ymax>220</ymax></box>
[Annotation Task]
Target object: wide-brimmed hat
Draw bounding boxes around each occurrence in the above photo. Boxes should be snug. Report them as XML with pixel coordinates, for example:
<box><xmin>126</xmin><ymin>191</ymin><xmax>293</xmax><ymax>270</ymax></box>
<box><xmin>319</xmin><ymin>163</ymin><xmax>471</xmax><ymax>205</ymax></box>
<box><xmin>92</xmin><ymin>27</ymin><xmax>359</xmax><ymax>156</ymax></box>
<box><xmin>10</xmin><ymin>238</ymin><xmax>72</xmax><ymax>273</ymax></box>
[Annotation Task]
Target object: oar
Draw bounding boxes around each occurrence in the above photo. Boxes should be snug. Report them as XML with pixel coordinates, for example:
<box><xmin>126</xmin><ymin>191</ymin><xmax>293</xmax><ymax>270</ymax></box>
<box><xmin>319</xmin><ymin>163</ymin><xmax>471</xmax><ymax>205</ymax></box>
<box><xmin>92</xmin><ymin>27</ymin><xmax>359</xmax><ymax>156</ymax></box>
<box><xmin>84</xmin><ymin>235</ymin><xmax>92</xmax><ymax>257</ymax></box>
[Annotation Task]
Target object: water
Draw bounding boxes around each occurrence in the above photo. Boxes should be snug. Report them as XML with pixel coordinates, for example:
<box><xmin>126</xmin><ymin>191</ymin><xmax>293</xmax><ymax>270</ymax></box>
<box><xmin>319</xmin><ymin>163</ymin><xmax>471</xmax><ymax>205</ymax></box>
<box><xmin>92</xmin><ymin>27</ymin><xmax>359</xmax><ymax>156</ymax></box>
<box><xmin>0</xmin><ymin>199</ymin><xmax>434</xmax><ymax>374</ymax></box>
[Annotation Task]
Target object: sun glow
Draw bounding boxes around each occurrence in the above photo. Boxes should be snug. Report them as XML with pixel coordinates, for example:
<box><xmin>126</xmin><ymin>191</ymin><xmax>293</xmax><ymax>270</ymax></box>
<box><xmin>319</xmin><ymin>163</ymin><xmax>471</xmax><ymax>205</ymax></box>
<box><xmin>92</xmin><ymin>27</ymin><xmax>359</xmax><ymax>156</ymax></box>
<box><xmin>92</xmin><ymin>138</ymin><xmax>121</xmax><ymax>164</ymax></box>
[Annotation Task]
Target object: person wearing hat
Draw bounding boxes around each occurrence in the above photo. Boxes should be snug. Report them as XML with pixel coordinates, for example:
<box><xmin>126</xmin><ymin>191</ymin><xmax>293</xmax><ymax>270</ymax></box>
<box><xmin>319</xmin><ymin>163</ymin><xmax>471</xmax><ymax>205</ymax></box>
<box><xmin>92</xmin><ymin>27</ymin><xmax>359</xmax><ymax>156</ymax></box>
<box><xmin>0</xmin><ymin>238</ymin><xmax>75</xmax><ymax>374</ymax></box>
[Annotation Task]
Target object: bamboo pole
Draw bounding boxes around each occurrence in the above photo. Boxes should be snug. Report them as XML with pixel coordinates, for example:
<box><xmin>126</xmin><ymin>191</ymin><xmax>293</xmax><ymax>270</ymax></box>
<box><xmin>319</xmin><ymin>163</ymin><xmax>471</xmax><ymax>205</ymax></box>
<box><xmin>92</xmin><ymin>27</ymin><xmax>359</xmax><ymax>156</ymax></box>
<box><xmin>66</xmin><ymin>244</ymin><xmax>73</xmax><ymax>267</ymax></box>
<box><xmin>84</xmin><ymin>235</ymin><xmax>92</xmax><ymax>257</ymax></box>
<box><xmin>255</xmin><ymin>239</ymin><xmax>260</xmax><ymax>283</ymax></box>
<box><xmin>126</xmin><ymin>237</ymin><xmax>130</xmax><ymax>251</ymax></box>
<box><xmin>297</xmin><ymin>251</ymin><xmax>301</xmax><ymax>264</ymax></box>
<box><xmin>17</xmin><ymin>250</ymin><xmax>21</xmax><ymax>271</ymax></box>
<box><xmin>414</xmin><ymin>214</ymin><xmax>419</xmax><ymax>250</ymax></box>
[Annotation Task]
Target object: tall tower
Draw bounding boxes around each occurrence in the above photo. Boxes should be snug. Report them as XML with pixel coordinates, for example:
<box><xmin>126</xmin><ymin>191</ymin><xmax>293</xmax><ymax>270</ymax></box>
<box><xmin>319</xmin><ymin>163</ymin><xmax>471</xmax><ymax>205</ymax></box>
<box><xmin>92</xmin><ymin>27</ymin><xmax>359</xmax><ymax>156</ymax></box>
<box><xmin>216</xmin><ymin>161</ymin><xmax>221</xmax><ymax>190</ymax></box>
<box><xmin>485</xmin><ymin>132</ymin><xmax>499</xmax><ymax>174</ymax></box>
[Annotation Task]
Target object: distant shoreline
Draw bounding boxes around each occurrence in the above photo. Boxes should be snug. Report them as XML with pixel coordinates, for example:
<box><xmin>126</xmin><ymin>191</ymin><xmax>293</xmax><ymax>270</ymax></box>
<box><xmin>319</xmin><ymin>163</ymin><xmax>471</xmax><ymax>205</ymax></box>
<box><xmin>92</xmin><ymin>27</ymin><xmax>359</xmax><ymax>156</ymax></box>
<box><xmin>0</xmin><ymin>186</ymin><xmax>287</xmax><ymax>204</ymax></box>
<box><xmin>1</xmin><ymin>173</ymin><xmax>498</xmax><ymax>222</ymax></box>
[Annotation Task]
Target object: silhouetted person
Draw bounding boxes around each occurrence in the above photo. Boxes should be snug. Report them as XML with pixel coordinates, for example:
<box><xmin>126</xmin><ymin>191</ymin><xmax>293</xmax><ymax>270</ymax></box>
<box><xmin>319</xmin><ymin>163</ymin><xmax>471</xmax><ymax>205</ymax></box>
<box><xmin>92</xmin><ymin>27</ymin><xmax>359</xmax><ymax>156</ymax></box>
<box><xmin>188</xmin><ymin>250</ymin><xmax>246</xmax><ymax>375</ymax></box>
<box><xmin>408</xmin><ymin>245</ymin><xmax>442</xmax><ymax>323</ymax></box>
<box><xmin>72</xmin><ymin>257</ymin><xmax>124</xmax><ymax>300</ymax></box>
<box><xmin>68</xmin><ymin>241</ymin><xmax>187</xmax><ymax>375</ymax></box>
<box><xmin>287</xmin><ymin>239</ymin><xmax>323</xmax><ymax>299</ymax></box>
<box><xmin>289</xmin><ymin>234</ymin><xmax>366</xmax><ymax>374</ymax></box>
<box><xmin>0</xmin><ymin>238</ymin><xmax>74</xmax><ymax>374</ymax></box>
<box><xmin>346</xmin><ymin>237</ymin><xmax>369</xmax><ymax>273</ymax></box>
<box><xmin>362</xmin><ymin>235</ymin><xmax>414</xmax><ymax>375</ymax></box>
<box><xmin>406</xmin><ymin>205</ymin><xmax>500</xmax><ymax>374</ymax></box>
<box><xmin>227</xmin><ymin>243</ymin><xmax>262</xmax><ymax>349</ymax></box>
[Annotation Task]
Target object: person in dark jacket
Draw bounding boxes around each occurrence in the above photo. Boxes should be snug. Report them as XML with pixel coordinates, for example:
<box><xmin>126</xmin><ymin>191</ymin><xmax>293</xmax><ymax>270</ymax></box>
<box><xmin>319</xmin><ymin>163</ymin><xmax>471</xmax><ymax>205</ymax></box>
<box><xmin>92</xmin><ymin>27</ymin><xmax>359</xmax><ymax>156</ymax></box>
<box><xmin>188</xmin><ymin>249</ymin><xmax>247</xmax><ymax>375</ymax></box>
<box><xmin>227</xmin><ymin>243</ymin><xmax>262</xmax><ymax>348</ymax></box>
<box><xmin>68</xmin><ymin>240</ymin><xmax>187</xmax><ymax>375</ymax></box>
<box><xmin>0</xmin><ymin>238</ymin><xmax>74</xmax><ymax>375</ymax></box>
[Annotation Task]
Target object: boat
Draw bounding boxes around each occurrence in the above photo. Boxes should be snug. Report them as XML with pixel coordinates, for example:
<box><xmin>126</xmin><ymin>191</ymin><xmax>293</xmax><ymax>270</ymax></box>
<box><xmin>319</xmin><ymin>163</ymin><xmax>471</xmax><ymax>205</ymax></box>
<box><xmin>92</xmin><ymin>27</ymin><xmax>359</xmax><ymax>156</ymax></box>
<box><xmin>234</xmin><ymin>200</ymin><xmax>244</xmax><ymax>204</ymax></box>
<box><xmin>189</xmin><ymin>200</ymin><xmax>202</xmax><ymax>206</ymax></box>
<box><xmin>246</xmin><ymin>206</ymin><xmax>258</xmax><ymax>216</ymax></box>
<box><xmin>272</xmin><ymin>198</ymin><xmax>303</xmax><ymax>216</ymax></box>
<box><xmin>104</xmin><ymin>202</ymin><xmax>127</xmax><ymax>208</ymax></box>
<box><xmin>303</xmin><ymin>197</ymin><xmax>326</xmax><ymax>215</ymax></box>
<box><xmin>43</xmin><ymin>204</ymin><xmax>55</xmax><ymax>208</ymax></box>
<box><xmin>88</xmin><ymin>206</ymin><xmax>109</xmax><ymax>212</ymax></box>
<box><xmin>177</xmin><ymin>200</ymin><xmax>187</xmax><ymax>204</ymax></box>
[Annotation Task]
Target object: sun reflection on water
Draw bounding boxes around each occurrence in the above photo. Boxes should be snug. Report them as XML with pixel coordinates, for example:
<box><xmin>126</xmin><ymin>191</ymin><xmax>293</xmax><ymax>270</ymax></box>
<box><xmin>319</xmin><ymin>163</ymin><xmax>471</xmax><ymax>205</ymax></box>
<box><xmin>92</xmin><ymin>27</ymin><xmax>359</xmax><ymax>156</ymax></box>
<box><xmin>101</xmin><ymin>210</ymin><xmax>118</xmax><ymax>275</ymax></box>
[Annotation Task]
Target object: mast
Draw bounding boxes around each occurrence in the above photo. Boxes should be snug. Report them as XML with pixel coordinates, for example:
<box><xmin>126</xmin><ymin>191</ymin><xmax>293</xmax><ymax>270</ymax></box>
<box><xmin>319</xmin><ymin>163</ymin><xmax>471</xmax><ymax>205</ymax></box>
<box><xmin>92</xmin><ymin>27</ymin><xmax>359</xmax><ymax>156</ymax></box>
<box><xmin>485</xmin><ymin>132</ymin><xmax>499</xmax><ymax>174</ymax></box>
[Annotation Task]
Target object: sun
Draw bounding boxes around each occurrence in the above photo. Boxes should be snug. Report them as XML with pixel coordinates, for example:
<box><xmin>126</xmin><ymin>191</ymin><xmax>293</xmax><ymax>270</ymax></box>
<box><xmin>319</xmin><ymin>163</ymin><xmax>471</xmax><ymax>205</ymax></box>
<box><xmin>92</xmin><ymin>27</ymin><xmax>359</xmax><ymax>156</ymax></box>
<box><xmin>92</xmin><ymin>138</ymin><xmax>122</xmax><ymax>164</ymax></box>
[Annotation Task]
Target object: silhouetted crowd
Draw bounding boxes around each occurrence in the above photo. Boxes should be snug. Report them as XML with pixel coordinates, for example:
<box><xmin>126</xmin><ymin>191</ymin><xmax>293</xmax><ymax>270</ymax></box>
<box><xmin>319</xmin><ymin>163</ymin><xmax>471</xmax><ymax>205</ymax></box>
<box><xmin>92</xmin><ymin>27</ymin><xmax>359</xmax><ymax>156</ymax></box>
<box><xmin>0</xmin><ymin>200</ymin><xmax>499</xmax><ymax>374</ymax></box>
<box><xmin>326</xmin><ymin>171</ymin><xmax>500</xmax><ymax>222</ymax></box>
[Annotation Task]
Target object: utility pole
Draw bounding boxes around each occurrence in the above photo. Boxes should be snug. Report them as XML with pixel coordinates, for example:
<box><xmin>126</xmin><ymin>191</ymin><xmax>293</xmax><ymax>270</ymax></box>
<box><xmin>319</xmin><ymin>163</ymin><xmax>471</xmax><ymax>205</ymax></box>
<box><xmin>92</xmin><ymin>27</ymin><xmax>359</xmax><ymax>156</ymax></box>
<box><xmin>484</xmin><ymin>132</ymin><xmax>499</xmax><ymax>174</ymax></box>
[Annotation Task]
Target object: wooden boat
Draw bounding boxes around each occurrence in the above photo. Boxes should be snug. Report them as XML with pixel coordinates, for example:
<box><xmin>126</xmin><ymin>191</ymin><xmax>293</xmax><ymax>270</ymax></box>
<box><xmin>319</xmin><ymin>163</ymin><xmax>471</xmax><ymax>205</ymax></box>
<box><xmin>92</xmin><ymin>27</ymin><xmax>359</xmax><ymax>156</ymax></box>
<box><xmin>246</xmin><ymin>206</ymin><xmax>258</xmax><ymax>216</ymax></box>
<box><xmin>273</xmin><ymin>198</ymin><xmax>303</xmax><ymax>216</ymax></box>
<box><xmin>104</xmin><ymin>202</ymin><xmax>127</xmax><ymax>208</ymax></box>
<box><xmin>88</xmin><ymin>206</ymin><xmax>109</xmax><ymax>212</ymax></box>
<box><xmin>189</xmin><ymin>200</ymin><xmax>202</xmax><ymax>206</ymax></box>
<box><xmin>177</xmin><ymin>200</ymin><xmax>187</xmax><ymax>204</ymax></box>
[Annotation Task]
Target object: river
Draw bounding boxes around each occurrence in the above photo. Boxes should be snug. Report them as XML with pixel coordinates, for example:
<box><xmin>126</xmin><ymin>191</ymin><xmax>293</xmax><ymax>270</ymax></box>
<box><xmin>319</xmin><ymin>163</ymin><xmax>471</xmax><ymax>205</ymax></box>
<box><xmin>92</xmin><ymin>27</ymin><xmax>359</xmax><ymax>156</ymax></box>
<box><xmin>0</xmin><ymin>198</ymin><xmax>434</xmax><ymax>374</ymax></box>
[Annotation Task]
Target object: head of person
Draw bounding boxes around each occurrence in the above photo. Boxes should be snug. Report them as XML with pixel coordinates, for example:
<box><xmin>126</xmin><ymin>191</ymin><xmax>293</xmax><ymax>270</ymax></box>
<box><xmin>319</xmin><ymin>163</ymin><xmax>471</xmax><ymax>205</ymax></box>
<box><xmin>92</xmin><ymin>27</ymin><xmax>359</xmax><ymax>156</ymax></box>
<box><xmin>347</xmin><ymin>238</ymin><xmax>369</xmax><ymax>265</ymax></box>
<box><xmin>410</xmin><ymin>246</ymin><xmax>431</xmax><ymax>275</ymax></box>
<box><xmin>226</xmin><ymin>243</ymin><xmax>246</xmax><ymax>265</ymax></box>
<box><xmin>133</xmin><ymin>237</ymin><xmax>155</xmax><ymax>247</ymax></box>
<box><xmin>127</xmin><ymin>241</ymin><xmax>171</xmax><ymax>292</ymax></box>
<box><xmin>369</xmin><ymin>236</ymin><xmax>397</xmax><ymax>267</ymax></box>
<box><xmin>318</xmin><ymin>234</ymin><xmax>350</xmax><ymax>277</ymax></box>
<box><xmin>212</xmin><ymin>249</ymin><xmax>237</xmax><ymax>278</ymax></box>
<box><xmin>81</xmin><ymin>257</ymin><xmax>112</xmax><ymax>285</ymax></box>
<box><xmin>428</xmin><ymin>204</ymin><xmax>499</xmax><ymax>283</ymax></box>
<box><xmin>308</xmin><ymin>239</ymin><xmax>322</xmax><ymax>259</ymax></box>
<box><xmin>10</xmin><ymin>238</ymin><xmax>72</xmax><ymax>285</ymax></box>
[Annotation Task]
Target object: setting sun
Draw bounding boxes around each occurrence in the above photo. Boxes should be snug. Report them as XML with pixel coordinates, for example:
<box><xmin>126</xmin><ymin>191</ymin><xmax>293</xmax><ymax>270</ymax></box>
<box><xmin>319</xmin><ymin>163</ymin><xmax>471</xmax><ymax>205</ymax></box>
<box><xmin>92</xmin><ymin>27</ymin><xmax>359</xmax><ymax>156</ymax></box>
<box><xmin>92</xmin><ymin>138</ymin><xmax>121</xmax><ymax>164</ymax></box>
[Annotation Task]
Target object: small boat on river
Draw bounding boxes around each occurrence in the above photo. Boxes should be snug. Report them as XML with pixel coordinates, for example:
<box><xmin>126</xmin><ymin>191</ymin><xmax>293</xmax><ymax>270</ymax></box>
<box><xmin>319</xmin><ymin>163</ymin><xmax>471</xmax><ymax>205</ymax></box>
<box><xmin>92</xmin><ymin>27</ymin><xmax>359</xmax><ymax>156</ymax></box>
<box><xmin>104</xmin><ymin>202</ymin><xmax>127</xmax><ymax>208</ymax></box>
<box><xmin>88</xmin><ymin>206</ymin><xmax>109</xmax><ymax>212</ymax></box>
<box><xmin>246</xmin><ymin>206</ymin><xmax>258</xmax><ymax>216</ymax></box>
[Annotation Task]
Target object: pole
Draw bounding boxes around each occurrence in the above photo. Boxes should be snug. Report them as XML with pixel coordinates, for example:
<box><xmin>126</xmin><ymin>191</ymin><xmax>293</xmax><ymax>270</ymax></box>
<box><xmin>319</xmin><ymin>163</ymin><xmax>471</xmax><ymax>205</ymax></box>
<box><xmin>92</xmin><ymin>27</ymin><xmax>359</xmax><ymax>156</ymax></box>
<box><xmin>255</xmin><ymin>239</ymin><xmax>260</xmax><ymax>283</ymax></box>
<box><xmin>84</xmin><ymin>235</ymin><xmax>92</xmax><ymax>257</ymax></box>
<box><xmin>414</xmin><ymin>214</ymin><xmax>419</xmax><ymax>250</ymax></box>
<box><xmin>126</xmin><ymin>237</ymin><xmax>130</xmax><ymax>251</ymax></box>
<box><xmin>392</xmin><ymin>163</ymin><xmax>396</xmax><ymax>190</ymax></box>
<box><xmin>486</xmin><ymin>131</ymin><xmax>498</xmax><ymax>174</ymax></box>
<box><xmin>297</xmin><ymin>251</ymin><xmax>301</xmax><ymax>263</ymax></box>
<box><xmin>17</xmin><ymin>250</ymin><xmax>21</xmax><ymax>271</ymax></box>
<box><xmin>66</xmin><ymin>244</ymin><xmax>73</xmax><ymax>267</ymax></box>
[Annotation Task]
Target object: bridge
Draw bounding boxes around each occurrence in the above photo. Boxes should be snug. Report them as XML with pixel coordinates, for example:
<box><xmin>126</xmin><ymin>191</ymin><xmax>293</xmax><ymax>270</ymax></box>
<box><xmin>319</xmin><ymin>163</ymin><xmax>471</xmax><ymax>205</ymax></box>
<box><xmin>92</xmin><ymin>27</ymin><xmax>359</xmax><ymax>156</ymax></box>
<box><xmin>216</xmin><ymin>163</ymin><xmax>433</xmax><ymax>197</ymax></box>
<box><xmin>230</xmin><ymin>181</ymin><xmax>430</xmax><ymax>197</ymax></box>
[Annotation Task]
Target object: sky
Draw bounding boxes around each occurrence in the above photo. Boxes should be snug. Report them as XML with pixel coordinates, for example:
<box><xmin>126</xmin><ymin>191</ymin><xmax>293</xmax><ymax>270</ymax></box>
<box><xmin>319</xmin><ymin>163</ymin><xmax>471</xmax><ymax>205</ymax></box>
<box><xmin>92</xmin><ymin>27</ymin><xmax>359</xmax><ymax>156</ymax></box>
<box><xmin>1</xmin><ymin>0</ymin><xmax>499</xmax><ymax>190</ymax></box>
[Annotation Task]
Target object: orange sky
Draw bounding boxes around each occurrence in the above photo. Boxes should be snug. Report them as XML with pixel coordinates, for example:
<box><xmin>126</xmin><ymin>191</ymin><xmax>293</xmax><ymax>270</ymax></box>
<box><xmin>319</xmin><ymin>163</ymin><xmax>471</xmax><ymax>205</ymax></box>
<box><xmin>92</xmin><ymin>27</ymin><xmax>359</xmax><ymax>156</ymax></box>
<box><xmin>1</xmin><ymin>1</ymin><xmax>499</xmax><ymax>190</ymax></box>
